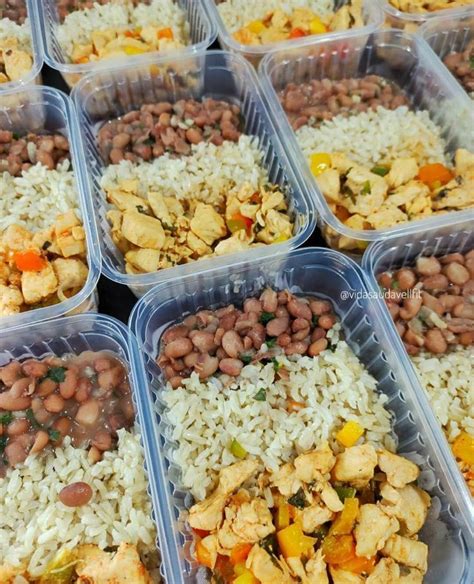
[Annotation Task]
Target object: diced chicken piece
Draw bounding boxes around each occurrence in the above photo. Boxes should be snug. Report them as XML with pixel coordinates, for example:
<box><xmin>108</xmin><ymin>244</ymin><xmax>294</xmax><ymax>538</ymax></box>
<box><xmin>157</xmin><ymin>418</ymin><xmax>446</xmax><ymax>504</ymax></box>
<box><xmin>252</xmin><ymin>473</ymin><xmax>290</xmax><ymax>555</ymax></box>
<box><xmin>333</xmin><ymin>444</ymin><xmax>378</xmax><ymax>488</ymax></box>
<box><xmin>52</xmin><ymin>258</ymin><xmax>88</xmax><ymax>291</ymax></box>
<box><xmin>163</xmin><ymin>196</ymin><xmax>184</xmax><ymax>217</ymax></box>
<box><xmin>330</xmin><ymin>5</ymin><xmax>351</xmax><ymax>30</ymax></box>
<box><xmin>344</xmin><ymin>214</ymin><xmax>366</xmax><ymax>231</ymax></box>
<box><xmin>56</xmin><ymin>229</ymin><xmax>86</xmax><ymax>258</ymax></box>
<box><xmin>348</xmin><ymin>0</ymin><xmax>364</xmax><ymax>27</ymax></box>
<box><xmin>387</xmin><ymin>180</ymin><xmax>429</xmax><ymax>208</ymax></box>
<box><xmin>378</xmin><ymin>450</ymin><xmax>419</xmax><ymax>488</ymax></box>
<box><xmin>107</xmin><ymin>189</ymin><xmax>150</xmax><ymax>214</ymax></box>
<box><xmin>330</xmin><ymin>153</ymin><xmax>354</xmax><ymax>174</ymax></box>
<box><xmin>189</xmin><ymin>459</ymin><xmax>258</xmax><ymax>531</ymax></box>
<box><xmin>257</xmin><ymin>209</ymin><xmax>292</xmax><ymax>244</ymax></box>
<box><xmin>433</xmin><ymin>180</ymin><xmax>474</xmax><ymax>210</ymax></box>
<box><xmin>382</xmin><ymin>534</ymin><xmax>428</xmax><ymax>573</ymax></box>
<box><xmin>299</xmin><ymin>504</ymin><xmax>334</xmax><ymax>534</ymax></box>
<box><xmin>270</xmin><ymin>462</ymin><xmax>302</xmax><ymax>497</ymax></box>
<box><xmin>21</xmin><ymin>263</ymin><xmax>58</xmax><ymax>305</ymax></box>
<box><xmin>214</xmin><ymin>233</ymin><xmax>252</xmax><ymax>256</ymax></box>
<box><xmin>386</xmin><ymin>158</ymin><xmax>419</xmax><ymax>189</ymax></box>
<box><xmin>366</xmin><ymin>205</ymin><xmax>407</xmax><ymax>230</ymax></box>
<box><xmin>187</xmin><ymin>231</ymin><xmax>212</xmax><ymax>257</ymax></box>
<box><xmin>406</xmin><ymin>194</ymin><xmax>432</xmax><ymax>217</ymax></box>
<box><xmin>246</xmin><ymin>545</ymin><xmax>295</xmax><ymax>584</ymax></box>
<box><xmin>316</xmin><ymin>169</ymin><xmax>341</xmax><ymax>204</ymax></box>
<box><xmin>0</xmin><ymin>565</ymin><xmax>29</xmax><ymax>583</ymax></box>
<box><xmin>199</xmin><ymin>534</ymin><xmax>219</xmax><ymax>570</ymax></box>
<box><xmin>329</xmin><ymin>566</ymin><xmax>365</xmax><ymax>584</ymax></box>
<box><xmin>2</xmin><ymin>224</ymin><xmax>32</xmax><ymax>251</ymax></box>
<box><xmin>0</xmin><ymin>284</ymin><xmax>23</xmax><ymax>315</ymax></box>
<box><xmin>218</xmin><ymin>498</ymin><xmax>275</xmax><ymax>550</ymax></box>
<box><xmin>346</xmin><ymin>167</ymin><xmax>388</xmax><ymax>217</ymax></box>
<box><xmin>455</xmin><ymin>148</ymin><xmax>474</xmax><ymax>175</ymax></box>
<box><xmin>72</xmin><ymin>42</ymin><xmax>94</xmax><ymax>61</ymax></box>
<box><xmin>54</xmin><ymin>210</ymin><xmax>81</xmax><ymax>234</ymax></box>
<box><xmin>121</xmin><ymin>210</ymin><xmax>166</xmax><ymax>250</ymax></box>
<box><xmin>287</xmin><ymin>550</ymin><xmax>329</xmax><ymax>584</ymax></box>
<box><xmin>365</xmin><ymin>558</ymin><xmax>400</xmax><ymax>584</ymax></box>
<box><xmin>0</xmin><ymin>262</ymin><xmax>10</xmax><ymax>284</ymax></box>
<box><xmin>125</xmin><ymin>249</ymin><xmax>162</xmax><ymax>273</ymax></box>
<box><xmin>75</xmin><ymin>542</ymin><xmax>152</xmax><ymax>584</ymax></box>
<box><xmin>320</xmin><ymin>482</ymin><xmax>344</xmax><ymax>512</ymax></box>
<box><xmin>261</xmin><ymin>189</ymin><xmax>286</xmax><ymax>214</ymax></box>
<box><xmin>380</xmin><ymin>482</ymin><xmax>430</xmax><ymax>536</ymax></box>
<box><xmin>3</xmin><ymin>49</ymin><xmax>32</xmax><ymax>81</ymax></box>
<box><xmin>354</xmin><ymin>504</ymin><xmax>400</xmax><ymax>558</ymax></box>
<box><xmin>294</xmin><ymin>443</ymin><xmax>336</xmax><ymax>482</ymax></box>
<box><xmin>190</xmin><ymin>203</ymin><xmax>227</xmax><ymax>246</ymax></box>
<box><xmin>147</xmin><ymin>191</ymin><xmax>174</xmax><ymax>226</ymax></box>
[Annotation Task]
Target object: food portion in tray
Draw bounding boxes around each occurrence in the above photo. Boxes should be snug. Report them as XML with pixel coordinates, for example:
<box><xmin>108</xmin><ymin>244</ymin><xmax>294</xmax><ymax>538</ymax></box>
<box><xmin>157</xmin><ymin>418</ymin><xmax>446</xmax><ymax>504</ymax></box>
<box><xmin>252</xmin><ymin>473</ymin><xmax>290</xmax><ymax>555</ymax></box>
<box><xmin>0</xmin><ymin>131</ymin><xmax>89</xmax><ymax>317</ymax></box>
<box><xmin>443</xmin><ymin>40</ymin><xmax>474</xmax><ymax>99</ymax></box>
<box><xmin>56</xmin><ymin>0</ymin><xmax>190</xmax><ymax>65</ymax></box>
<box><xmin>0</xmin><ymin>350</ymin><xmax>159</xmax><ymax>582</ymax></box>
<box><xmin>98</xmin><ymin>99</ymin><xmax>294</xmax><ymax>275</ymax></box>
<box><xmin>279</xmin><ymin>75</ymin><xmax>474</xmax><ymax>246</ymax></box>
<box><xmin>190</xmin><ymin>442</ymin><xmax>430</xmax><ymax>582</ymax></box>
<box><xmin>388</xmin><ymin>0</ymin><xmax>472</xmax><ymax>14</ymax></box>
<box><xmin>0</xmin><ymin>0</ymin><xmax>33</xmax><ymax>83</ymax></box>
<box><xmin>378</xmin><ymin>250</ymin><xmax>474</xmax><ymax>494</ymax></box>
<box><xmin>217</xmin><ymin>0</ymin><xmax>365</xmax><ymax>46</ymax></box>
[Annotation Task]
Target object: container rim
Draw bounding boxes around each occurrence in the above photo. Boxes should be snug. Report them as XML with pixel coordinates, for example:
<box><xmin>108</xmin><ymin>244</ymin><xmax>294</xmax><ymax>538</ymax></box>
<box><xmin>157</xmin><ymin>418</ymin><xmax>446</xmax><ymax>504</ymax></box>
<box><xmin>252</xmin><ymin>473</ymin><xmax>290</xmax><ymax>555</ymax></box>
<box><xmin>0</xmin><ymin>85</ymin><xmax>101</xmax><ymax>330</ymax></box>
<box><xmin>204</xmin><ymin>0</ymin><xmax>384</xmax><ymax>57</ymax></box>
<box><xmin>36</xmin><ymin>0</ymin><xmax>217</xmax><ymax>76</ymax></box>
<box><xmin>258</xmin><ymin>27</ymin><xmax>474</xmax><ymax>248</ymax></box>
<box><xmin>381</xmin><ymin>0</ymin><xmax>474</xmax><ymax>23</ymax></box>
<box><xmin>0</xmin><ymin>0</ymin><xmax>44</xmax><ymax>93</ymax></box>
<box><xmin>71</xmin><ymin>49</ymin><xmax>317</xmax><ymax>289</ymax></box>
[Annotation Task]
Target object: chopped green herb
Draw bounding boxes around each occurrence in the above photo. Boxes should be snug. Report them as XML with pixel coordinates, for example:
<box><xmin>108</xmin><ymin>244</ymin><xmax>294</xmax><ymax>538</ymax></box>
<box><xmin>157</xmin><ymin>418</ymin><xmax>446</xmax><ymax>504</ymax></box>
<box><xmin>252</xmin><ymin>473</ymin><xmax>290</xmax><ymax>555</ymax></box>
<box><xmin>254</xmin><ymin>388</ymin><xmax>266</xmax><ymax>401</ymax></box>
<box><xmin>371</xmin><ymin>165</ymin><xmax>389</xmax><ymax>177</ymax></box>
<box><xmin>12</xmin><ymin>132</ymin><xmax>20</xmax><ymax>140</ymax></box>
<box><xmin>240</xmin><ymin>354</ymin><xmax>252</xmax><ymax>365</ymax></box>
<box><xmin>0</xmin><ymin>412</ymin><xmax>13</xmax><ymax>425</ymax></box>
<box><xmin>230</xmin><ymin>438</ymin><xmax>247</xmax><ymax>459</ymax></box>
<box><xmin>144</xmin><ymin>138</ymin><xmax>154</xmax><ymax>145</ymax></box>
<box><xmin>136</xmin><ymin>205</ymin><xmax>148</xmax><ymax>215</ymax></box>
<box><xmin>391</xmin><ymin>280</ymin><xmax>400</xmax><ymax>290</ymax></box>
<box><xmin>0</xmin><ymin>435</ymin><xmax>7</xmax><ymax>454</ymax></box>
<box><xmin>312</xmin><ymin>315</ymin><xmax>319</xmax><ymax>327</ymax></box>
<box><xmin>48</xmin><ymin>429</ymin><xmax>61</xmax><ymax>442</ymax></box>
<box><xmin>288</xmin><ymin>487</ymin><xmax>308</xmax><ymax>509</ymax></box>
<box><xmin>310</xmin><ymin>525</ymin><xmax>329</xmax><ymax>542</ymax></box>
<box><xmin>260</xmin><ymin>312</ymin><xmax>275</xmax><ymax>325</ymax></box>
<box><xmin>42</xmin><ymin>240</ymin><xmax>52</xmax><ymax>251</ymax></box>
<box><xmin>260</xmin><ymin>533</ymin><xmax>277</xmax><ymax>556</ymax></box>
<box><xmin>265</xmin><ymin>337</ymin><xmax>277</xmax><ymax>348</ymax></box>
<box><xmin>335</xmin><ymin>485</ymin><xmax>357</xmax><ymax>502</ymax></box>
<box><xmin>26</xmin><ymin>408</ymin><xmax>41</xmax><ymax>429</ymax></box>
<box><xmin>46</xmin><ymin>367</ymin><xmax>67</xmax><ymax>383</ymax></box>
<box><xmin>361</xmin><ymin>180</ymin><xmax>372</xmax><ymax>195</ymax></box>
<box><xmin>327</xmin><ymin>343</ymin><xmax>337</xmax><ymax>352</ymax></box>
<box><xmin>271</xmin><ymin>357</ymin><xmax>281</xmax><ymax>372</ymax></box>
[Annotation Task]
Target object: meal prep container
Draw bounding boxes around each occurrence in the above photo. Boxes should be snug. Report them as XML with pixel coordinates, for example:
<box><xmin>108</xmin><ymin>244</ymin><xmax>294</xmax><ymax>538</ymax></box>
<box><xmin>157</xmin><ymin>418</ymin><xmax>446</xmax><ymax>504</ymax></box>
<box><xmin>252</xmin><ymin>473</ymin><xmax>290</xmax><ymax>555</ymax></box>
<box><xmin>72</xmin><ymin>49</ymin><xmax>316</xmax><ymax>298</ymax></box>
<box><xmin>0</xmin><ymin>0</ymin><xmax>43</xmax><ymax>93</ymax></box>
<box><xmin>420</xmin><ymin>8</ymin><xmax>474</xmax><ymax>100</ymax></box>
<box><xmin>129</xmin><ymin>246</ymin><xmax>473</xmax><ymax>584</ymax></box>
<box><xmin>37</xmin><ymin>0</ymin><xmax>217</xmax><ymax>88</ymax></box>
<box><xmin>381</xmin><ymin>1</ymin><xmax>473</xmax><ymax>31</ymax></box>
<box><xmin>259</xmin><ymin>28</ymin><xmax>474</xmax><ymax>254</ymax></box>
<box><xmin>0</xmin><ymin>313</ymin><xmax>164</xmax><ymax>580</ymax></box>
<box><xmin>204</xmin><ymin>0</ymin><xmax>384</xmax><ymax>67</ymax></box>
<box><xmin>0</xmin><ymin>85</ymin><xmax>101</xmax><ymax>330</ymax></box>
<box><xmin>363</xmin><ymin>216</ymin><xmax>474</xmax><ymax>524</ymax></box>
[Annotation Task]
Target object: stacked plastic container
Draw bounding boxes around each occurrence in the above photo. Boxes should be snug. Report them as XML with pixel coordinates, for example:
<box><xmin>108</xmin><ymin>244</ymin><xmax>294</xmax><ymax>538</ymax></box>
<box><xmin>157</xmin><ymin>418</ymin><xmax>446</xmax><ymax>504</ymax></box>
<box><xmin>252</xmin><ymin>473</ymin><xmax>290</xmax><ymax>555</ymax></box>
<box><xmin>72</xmin><ymin>50</ymin><xmax>316</xmax><ymax>297</ymax></box>
<box><xmin>381</xmin><ymin>1</ymin><xmax>474</xmax><ymax>31</ymax></box>
<box><xmin>259</xmin><ymin>28</ymin><xmax>474</xmax><ymax>253</ymax></box>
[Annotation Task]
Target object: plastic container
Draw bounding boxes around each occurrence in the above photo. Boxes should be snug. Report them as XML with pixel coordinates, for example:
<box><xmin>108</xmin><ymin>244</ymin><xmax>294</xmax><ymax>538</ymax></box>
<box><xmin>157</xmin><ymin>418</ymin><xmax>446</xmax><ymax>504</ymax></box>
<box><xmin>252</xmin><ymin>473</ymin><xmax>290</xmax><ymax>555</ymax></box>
<box><xmin>0</xmin><ymin>0</ymin><xmax>43</xmax><ymax>93</ymax></box>
<box><xmin>0</xmin><ymin>313</ymin><xmax>164</xmax><ymax>581</ymax></box>
<box><xmin>420</xmin><ymin>8</ymin><xmax>474</xmax><ymax>100</ymax></box>
<box><xmin>204</xmin><ymin>0</ymin><xmax>384</xmax><ymax>67</ymax></box>
<box><xmin>363</xmin><ymin>216</ymin><xmax>474</xmax><ymax>527</ymax></box>
<box><xmin>0</xmin><ymin>85</ymin><xmax>101</xmax><ymax>330</ymax></box>
<box><xmin>129</xmin><ymin>246</ymin><xmax>473</xmax><ymax>584</ymax></box>
<box><xmin>37</xmin><ymin>0</ymin><xmax>216</xmax><ymax>88</ymax></box>
<box><xmin>382</xmin><ymin>1</ymin><xmax>473</xmax><ymax>31</ymax></box>
<box><xmin>259</xmin><ymin>28</ymin><xmax>474</xmax><ymax>254</ymax></box>
<box><xmin>72</xmin><ymin>49</ymin><xmax>316</xmax><ymax>298</ymax></box>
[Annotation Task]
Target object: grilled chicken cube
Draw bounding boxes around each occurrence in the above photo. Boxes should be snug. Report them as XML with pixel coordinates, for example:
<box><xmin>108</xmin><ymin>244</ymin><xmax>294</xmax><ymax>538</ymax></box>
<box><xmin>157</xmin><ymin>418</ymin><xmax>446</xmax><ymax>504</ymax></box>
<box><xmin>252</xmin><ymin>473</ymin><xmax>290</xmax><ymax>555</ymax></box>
<box><xmin>190</xmin><ymin>203</ymin><xmax>227</xmax><ymax>246</ymax></box>
<box><xmin>378</xmin><ymin>450</ymin><xmax>419</xmax><ymax>488</ymax></box>
<box><xmin>246</xmin><ymin>545</ymin><xmax>294</xmax><ymax>584</ymax></box>
<box><xmin>52</xmin><ymin>258</ymin><xmax>88</xmax><ymax>291</ymax></box>
<box><xmin>380</xmin><ymin>482</ymin><xmax>430</xmax><ymax>536</ymax></box>
<box><xmin>382</xmin><ymin>534</ymin><xmax>428</xmax><ymax>573</ymax></box>
<box><xmin>0</xmin><ymin>284</ymin><xmax>23</xmax><ymax>316</ymax></box>
<box><xmin>21</xmin><ymin>263</ymin><xmax>58</xmax><ymax>304</ymax></box>
<box><xmin>75</xmin><ymin>543</ymin><xmax>152</xmax><ymax>583</ymax></box>
<box><xmin>354</xmin><ymin>504</ymin><xmax>400</xmax><ymax>558</ymax></box>
<box><xmin>366</xmin><ymin>557</ymin><xmax>400</xmax><ymax>583</ymax></box>
<box><xmin>121</xmin><ymin>210</ymin><xmax>166</xmax><ymax>250</ymax></box>
<box><xmin>386</xmin><ymin>158</ymin><xmax>419</xmax><ymax>189</ymax></box>
<box><xmin>330</xmin><ymin>566</ymin><xmax>365</xmax><ymax>584</ymax></box>
<box><xmin>294</xmin><ymin>443</ymin><xmax>336</xmax><ymax>482</ymax></box>
<box><xmin>218</xmin><ymin>498</ymin><xmax>275</xmax><ymax>550</ymax></box>
<box><xmin>333</xmin><ymin>444</ymin><xmax>378</xmax><ymax>488</ymax></box>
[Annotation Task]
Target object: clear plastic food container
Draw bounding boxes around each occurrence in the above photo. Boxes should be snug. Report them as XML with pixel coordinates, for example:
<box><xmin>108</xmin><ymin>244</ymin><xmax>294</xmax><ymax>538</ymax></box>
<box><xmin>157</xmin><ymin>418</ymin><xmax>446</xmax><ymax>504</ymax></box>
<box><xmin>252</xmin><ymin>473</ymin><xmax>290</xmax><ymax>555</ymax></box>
<box><xmin>72</xmin><ymin>49</ymin><xmax>316</xmax><ymax>298</ymax></box>
<box><xmin>381</xmin><ymin>1</ymin><xmax>473</xmax><ymax>31</ymax></box>
<box><xmin>420</xmin><ymin>8</ymin><xmax>474</xmax><ymax>100</ymax></box>
<box><xmin>0</xmin><ymin>0</ymin><xmax>43</xmax><ymax>92</ymax></box>
<box><xmin>204</xmin><ymin>0</ymin><xmax>384</xmax><ymax>67</ymax></box>
<box><xmin>363</xmin><ymin>215</ymin><xmax>474</xmax><ymax>527</ymax></box>
<box><xmin>0</xmin><ymin>313</ymin><xmax>164</xmax><ymax>580</ymax></box>
<box><xmin>0</xmin><ymin>85</ymin><xmax>101</xmax><ymax>330</ymax></box>
<box><xmin>36</xmin><ymin>0</ymin><xmax>217</xmax><ymax>88</ymax></box>
<box><xmin>259</xmin><ymin>28</ymin><xmax>474</xmax><ymax>254</ymax></box>
<box><xmin>129</xmin><ymin>246</ymin><xmax>473</xmax><ymax>584</ymax></box>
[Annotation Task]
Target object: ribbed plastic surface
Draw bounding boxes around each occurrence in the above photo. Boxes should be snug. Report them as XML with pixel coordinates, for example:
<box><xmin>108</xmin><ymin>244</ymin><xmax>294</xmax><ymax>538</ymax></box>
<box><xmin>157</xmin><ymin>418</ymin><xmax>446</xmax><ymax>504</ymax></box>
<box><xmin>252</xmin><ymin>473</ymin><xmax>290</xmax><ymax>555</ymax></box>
<box><xmin>382</xmin><ymin>0</ymin><xmax>474</xmax><ymax>29</ymax></box>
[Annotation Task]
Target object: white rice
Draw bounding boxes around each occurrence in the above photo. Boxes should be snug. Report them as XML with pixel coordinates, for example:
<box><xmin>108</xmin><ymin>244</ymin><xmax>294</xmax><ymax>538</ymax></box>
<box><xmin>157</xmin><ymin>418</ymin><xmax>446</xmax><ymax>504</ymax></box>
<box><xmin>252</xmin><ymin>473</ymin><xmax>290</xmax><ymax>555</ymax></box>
<box><xmin>100</xmin><ymin>135</ymin><xmax>268</xmax><ymax>206</ymax></box>
<box><xmin>296</xmin><ymin>106</ymin><xmax>449</xmax><ymax>167</ymax></box>
<box><xmin>218</xmin><ymin>0</ymin><xmax>334</xmax><ymax>33</ymax></box>
<box><xmin>57</xmin><ymin>0</ymin><xmax>189</xmax><ymax>58</ymax></box>
<box><xmin>411</xmin><ymin>347</ymin><xmax>474</xmax><ymax>444</ymax></box>
<box><xmin>0</xmin><ymin>16</ymin><xmax>31</xmax><ymax>51</ymax></box>
<box><xmin>163</xmin><ymin>327</ymin><xmax>394</xmax><ymax>501</ymax></box>
<box><xmin>0</xmin><ymin>161</ymin><xmax>79</xmax><ymax>231</ymax></box>
<box><xmin>0</xmin><ymin>429</ymin><xmax>158</xmax><ymax>578</ymax></box>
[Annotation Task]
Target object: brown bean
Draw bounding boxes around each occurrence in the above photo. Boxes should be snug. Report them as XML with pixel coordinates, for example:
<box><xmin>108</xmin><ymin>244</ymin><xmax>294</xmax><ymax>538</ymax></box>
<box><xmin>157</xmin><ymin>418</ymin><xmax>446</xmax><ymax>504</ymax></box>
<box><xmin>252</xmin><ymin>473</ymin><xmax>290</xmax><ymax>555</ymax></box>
<box><xmin>278</xmin><ymin>333</ymin><xmax>292</xmax><ymax>347</ymax></box>
<box><xmin>309</xmin><ymin>299</ymin><xmax>332</xmax><ymax>315</ymax></box>
<box><xmin>59</xmin><ymin>369</ymin><xmax>78</xmax><ymax>399</ymax></box>
<box><xmin>76</xmin><ymin>399</ymin><xmax>99</xmax><ymax>426</ymax></box>
<box><xmin>439</xmin><ymin>294</ymin><xmax>464</xmax><ymax>311</ymax></box>
<box><xmin>396</xmin><ymin>268</ymin><xmax>417</xmax><ymax>291</ymax></box>
<box><xmin>30</xmin><ymin>430</ymin><xmax>49</xmax><ymax>454</ymax></box>
<box><xmin>416</xmin><ymin>256</ymin><xmax>441</xmax><ymax>276</ymax></box>
<box><xmin>404</xmin><ymin>329</ymin><xmax>424</xmax><ymax>347</ymax></box>
<box><xmin>275</xmin><ymin>306</ymin><xmax>289</xmax><ymax>318</ymax></box>
<box><xmin>453</xmin><ymin>303</ymin><xmax>474</xmax><ymax>319</ymax></box>
<box><xmin>94</xmin><ymin>357</ymin><xmax>113</xmax><ymax>372</ymax></box>
<box><xmin>260</xmin><ymin>289</ymin><xmax>278</xmax><ymax>313</ymax></box>
<box><xmin>311</xmin><ymin>327</ymin><xmax>326</xmax><ymax>342</ymax></box>
<box><xmin>88</xmin><ymin>446</ymin><xmax>102</xmax><ymax>464</ymax></box>
<box><xmin>222</xmin><ymin>330</ymin><xmax>245</xmax><ymax>359</ymax></box>
<box><xmin>445</xmin><ymin>262</ymin><xmax>470</xmax><ymax>285</ymax></box>
<box><xmin>459</xmin><ymin>331</ymin><xmax>474</xmax><ymax>345</ymax></box>
<box><xmin>463</xmin><ymin>280</ymin><xmax>474</xmax><ymax>300</ymax></box>
<box><xmin>5</xmin><ymin>441</ymin><xmax>28</xmax><ymax>466</ymax></box>
<box><xmin>287</xmin><ymin>298</ymin><xmax>312</xmax><ymax>320</ymax></box>
<box><xmin>43</xmin><ymin>394</ymin><xmax>65</xmax><ymax>413</ymax></box>
<box><xmin>0</xmin><ymin>390</ymin><xmax>31</xmax><ymax>411</ymax></box>
<box><xmin>184</xmin><ymin>352</ymin><xmax>199</xmax><ymax>368</ymax></box>
<box><xmin>387</xmin><ymin>302</ymin><xmax>400</xmax><ymax>320</ymax></box>
<box><xmin>59</xmin><ymin>482</ymin><xmax>93</xmax><ymax>508</ymax></box>
<box><xmin>247</xmin><ymin>324</ymin><xmax>266</xmax><ymax>350</ymax></box>
<box><xmin>112</xmin><ymin>133</ymin><xmax>130</xmax><ymax>149</ymax></box>
<box><xmin>37</xmin><ymin>378</ymin><xmax>58</xmax><ymax>397</ymax></box>
<box><xmin>243</xmin><ymin>298</ymin><xmax>262</xmax><ymax>314</ymax></box>
<box><xmin>31</xmin><ymin>397</ymin><xmax>50</xmax><ymax>425</ymax></box>
<box><xmin>318</xmin><ymin>314</ymin><xmax>337</xmax><ymax>330</ymax></box>
<box><xmin>194</xmin><ymin>355</ymin><xmax>219</xmax><ymax>379</ymax></box>
<box><xmin>11</xmin><ymin>377</ymin><xmax>35</xmax><ymax>398</ymax></box>
<box><xmin>421</xmin><ymin>292</ymin><xmax>444</xmax><ymax>315</ymax></box>
<box><xmin>21</xmin><ymin>360</ymin><xmax>48</xmax><ymax>378</ymax></box>
<box><xmin>424</xmin><ymin>329</ymin><xmax>447</xmax><ymax>354</ymax></box>
<box><xmin>98</xmin><ymin>366</ymin><xmax>123</xmax><ymax>391</ymax></box>
<box><xmin>308</xmin><ymin>338</ymin><xmax>328</xmax><ymax>357</ymax></box>
<box><xmin>36</xmin><ymin>150</ymin><xmax>54</xmax><ymax>169</ymax></box>
<box><xmin>75</xmin><ymin>378</ymin><xmax>92</xmax><ymax>402</ymax></box>
<box><xmin>92</xmin><ymin>430</ymin><xmax>112</xmax><ymax>452</ymax></box>
<box><xmin>285</xmin><ymin>341</ymin><xmax>309</xmax><ymax>356</ymax></box>
<box><xmin>292</xmin><ymin>328</ymin><xmax>310</xmax><ymax>341</ymax></box>
<box><xmin>164</xmin><ymin>338</ymin><xmax>193</xmax><ymax>359</ymax></box>
<box><xmin>214</xmin><ymin>328</ymin><xmax>225</xmax><ymax>346</ymax></box>
<box><xmin>266</xmin><ymin>316</ymin><xmax>289</xmax><ymax>337</ymax></box>
<box><xmin>465</xmin><ymin>258</ymin><xmax>474</xmax><ymax>277</ymax></box>
<box><xmin>162</xmin><ymin>325</ymin><xmax>189</xmax><ymax>344</ymax></box>
<box><xmin>440</xmin><ymin>253</ymin><xmax>465</xmax><ymax>265</ymax></box>
<box><xmin>395</xmin><ymin>321</ymin><xmax>406</xmax><ymax>337</ymax></box>
<box><xmin>52</xmin><ymin>416</ymin><xmax>72</xmax><ymax>440</ymax></box>
<box><xmin>422</xmin><ymin>274</ymin><xmax>449</xmax><ymax>291</ymax></box>
<box><xmin>399</xmin><ymin>297</ymin><xmax>422</xmax><ymax>320</ymax></box>
<box><xmin>220</xmin><ymin>313</ymin><xmax>238</xmax><ymax>331</ymax></box>
<box><xmin>190</xmin><ymin>331</ymin><xmax>217</xmax><ymax>353</ymax></box>
<box><xmin>219</xmin><ymin>358</ymin><xmax>243</xmax><ymax>376</ymax></box>
<box><xmin>292</xmin><ymin>318</ymin><xmax>311</xmax><ymax>332</ymax></box>
<box><xmin>405</xmin><ymin>343</ymin><xmax>420</xmax><ymax>356</ymax></box>
<box><xmin>234</xmin><ymin>312</ymin><xmax>258</xmax><ymax>334</ymax></box>
<box><xmin>0</xmin><ymin>361</ymin><xmax>22</xmax><ymax>387</ymax></box>
<box><xmin>7</xmin><ymin>418</ymin><xmax>29</xmax><ymax>437</ymax></box>
<box><xmin>378</xmin><ymin>272</ymin><xmax>393</xmax><ymax>289</ymax></box>
<box><xmin>243</xmin><ymin>336</ymin><xmax>253</xmax><ymax>350</ymax></box>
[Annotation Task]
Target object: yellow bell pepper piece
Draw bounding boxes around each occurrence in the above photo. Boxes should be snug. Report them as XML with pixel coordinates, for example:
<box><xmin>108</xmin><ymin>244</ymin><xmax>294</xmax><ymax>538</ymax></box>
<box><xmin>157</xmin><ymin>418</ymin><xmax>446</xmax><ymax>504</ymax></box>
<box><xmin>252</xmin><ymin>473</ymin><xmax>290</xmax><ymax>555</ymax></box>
<box><xmin>234</xmin><ymin>566</ymin><xmax>259</xmax><ymax>583</ymax></box>
<box><xmin>452</xmin><ymin>432</ymin><xmax>474</xmax><ymax>465</ymax></box>
<box><xmin>277</xmin><ymin>523</ymin><xmax>317</xmax><ymax>558</ymax></box>
<box><xmin>309</xmin><ymin>17</ymin><xmax>327</xmax><ymax>35</ymax></box>
<box><xmin>310</xmin><ymin>153</ymin><xmax>331</xmax><ymax>176</ymax></box>
<box><xmin>124</xmin><ymin>45</ymin><xmax>147</xmax><ymax>55</ymax></box>
<box><xmin>330</xmin><ymin>498</ymin><xmax>360</xmax><ymax>535</ymax></box>
<box><xmin>275</xmin><ymin>503</ymin><xmax>291</xmax><ymax>530</ymax></box>
<box><xmin>247</xmin><ymin>20</ymin><xmax>265</xmax><ymax>34</ymax></box>
<box><xmin>39</xmin><ymin>548</ymin><xmax>77</xmax><ymax>583</ymax></box>
<box><xmin>230</xmin><ymin>438</ymin><xmax>248</xmax><ymax>459</ymax></box>
<box><xmin>336</xmin><ymin>421</ymin><xmax>364</xmax><ymax>447</ymax></box>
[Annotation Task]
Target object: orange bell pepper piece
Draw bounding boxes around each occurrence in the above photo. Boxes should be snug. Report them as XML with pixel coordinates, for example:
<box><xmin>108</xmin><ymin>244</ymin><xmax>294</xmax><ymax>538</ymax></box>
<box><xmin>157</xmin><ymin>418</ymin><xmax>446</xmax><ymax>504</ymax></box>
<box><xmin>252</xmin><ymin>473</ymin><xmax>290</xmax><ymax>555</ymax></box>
<box><xmin>230</xmin><ymin>543</ymin><xmax>253</xmax><ymax>566</ymax></box>
<box><xmin>289</xmin><ymin>28</ymin><xmax>307</xmax><ymax>39</ymax></box>
<box><xmin>277</xmin><ymin>523</ymin><xmax>317</xmax><ymax>558</ymax></box>
<box><xmin>322</xmin><ymin>534</ymin><xmax>356</xmax><ymax>565</ymax></box>
<box><xmin>14</xmin><ymin>250</ymin><xmax>47</xmax><ymax>272</ymax></box>
<box><xmin>192</xmin><ymin>528</ymin><xmax>210</xmax><ymax>539</ymax></box>
<box><xmin>227</xmin><ymin>213</ymin><xmax>254</xmax><ymax>236</ymax></box>
<box><xmin>452</xmin><ymin>432</ymin><xmax>474</xmax><ymax>465</ymax></box>
<box><xmin>418</xmin><ymin>163</ymin><xmax>453</xmax><ymax>189</ymax></box>
<box><xmin>338</xmin><ymin>554</ymin><xmax>376</xmax><ymax>575</ymax></box>
<box><xmin>330</xmin><ymin>498</ymin><xmax>360</xmax><ymax>535</ymax></box>
<box><xmin>195</xmin><ymin>539</ymin><xmax>213</xmax><ymax>569</ymax></box>
<box><xmin>158</xmin><ymin>27</ymin><xmax>174</xmax><ymax>40</ymax></box>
